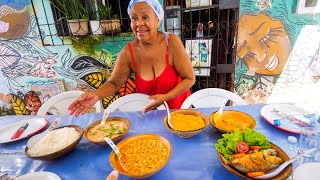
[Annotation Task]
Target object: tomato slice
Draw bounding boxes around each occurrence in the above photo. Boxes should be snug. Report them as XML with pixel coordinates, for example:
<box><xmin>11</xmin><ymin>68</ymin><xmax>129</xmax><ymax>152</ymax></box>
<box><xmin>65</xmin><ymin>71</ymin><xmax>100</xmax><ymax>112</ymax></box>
<box><xmin>236</xmin><ymin>142</ymin><xmax>249</xmax><ymax>153</ymax></box>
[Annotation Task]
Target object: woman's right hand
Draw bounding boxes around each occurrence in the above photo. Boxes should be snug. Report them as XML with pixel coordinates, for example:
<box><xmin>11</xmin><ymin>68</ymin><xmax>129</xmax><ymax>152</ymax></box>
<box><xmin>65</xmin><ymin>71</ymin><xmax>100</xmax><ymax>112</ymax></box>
<box><xmin>68</xmin><ymin>91</ymin><xmax>100</xmax><ymax>117</ymax></box>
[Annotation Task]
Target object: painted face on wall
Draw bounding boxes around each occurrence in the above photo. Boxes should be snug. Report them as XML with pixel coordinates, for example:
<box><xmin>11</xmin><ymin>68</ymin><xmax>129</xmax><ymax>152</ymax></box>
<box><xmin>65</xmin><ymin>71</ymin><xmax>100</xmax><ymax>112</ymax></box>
<box><xmin>130</xmin><ymin>2</ymin><xmax>160</xmax><ymax>43</ymax></box>
<box><xmin>237</xmin><ymin>13</ymin><xmax>292</xmax><ymax>76</ymax></box>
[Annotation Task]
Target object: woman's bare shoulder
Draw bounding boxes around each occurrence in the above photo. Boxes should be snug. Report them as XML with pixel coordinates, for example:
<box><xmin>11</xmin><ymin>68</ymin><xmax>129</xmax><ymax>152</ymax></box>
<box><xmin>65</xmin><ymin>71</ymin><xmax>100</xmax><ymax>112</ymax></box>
<box><xmin>168</xmin><ymin>33</ymin><xmax>184</xmax><ymax>48</ymax></box>
<box><xmin>117</xmin><ymin>42</ymin><xmax>133</xmax><ymax>63</ymax></box>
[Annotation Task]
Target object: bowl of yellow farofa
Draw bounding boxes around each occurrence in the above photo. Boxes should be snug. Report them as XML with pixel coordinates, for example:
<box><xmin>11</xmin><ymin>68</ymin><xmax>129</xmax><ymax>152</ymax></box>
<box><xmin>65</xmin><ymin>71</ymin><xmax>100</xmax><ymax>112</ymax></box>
<box><xmin>163</xmin><ymin>109</ymin><xmax>209</xmax><ymax>138</ymax></box>
<box><xmin>109</xmin><ymin>133</ymin><xmax>172</xmax><ymax>179</ymax></box>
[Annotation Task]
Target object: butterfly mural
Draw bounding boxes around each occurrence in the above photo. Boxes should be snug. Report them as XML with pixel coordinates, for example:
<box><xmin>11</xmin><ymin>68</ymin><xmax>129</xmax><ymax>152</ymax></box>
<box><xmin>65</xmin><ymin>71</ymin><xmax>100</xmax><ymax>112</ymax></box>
<box><xmin>24</xmin><ymin>91</ymin><xmax>42</xmax><ymax>112</ymax></box>
<box><xmin>10</xmin><ymin>90</ymin><xmax>43</xmax><ymax>115</ymax></box>
<box><xmin>54</xmin><ymin>49</ymin><xmax>136</xmax><ymax>109</ymax></box>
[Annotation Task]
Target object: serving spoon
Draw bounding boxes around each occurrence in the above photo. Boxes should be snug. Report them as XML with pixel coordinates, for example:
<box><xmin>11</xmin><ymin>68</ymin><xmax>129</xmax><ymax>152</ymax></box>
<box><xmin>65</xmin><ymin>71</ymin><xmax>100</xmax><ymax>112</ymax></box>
<box><xmin>27</xmin><ymin>118</ymin><xmax>61</xmax><ymax>148</ymax></box>
<box><xmin>99</xmin><ymin>110</ymin><xmax>109</xmax><ymax>126</ymax></box>
<box><xmin>253</xmin><ymin>148</ymin><xmax>317</xmax><ymax>179</ymax></box>
<box><xmin>218</xmin><ymin>99</ymin><xmax>228</xmax><ymax>117</ymax></box>
<box><xmin>163</xmin><ymin>101</ymin><xmax>173</xmax><ymax>129</ymax></box>
<box><xmin>104</xmin><ymin>137</ymin><xmax>128</xmax><ymax>172</ymax></box>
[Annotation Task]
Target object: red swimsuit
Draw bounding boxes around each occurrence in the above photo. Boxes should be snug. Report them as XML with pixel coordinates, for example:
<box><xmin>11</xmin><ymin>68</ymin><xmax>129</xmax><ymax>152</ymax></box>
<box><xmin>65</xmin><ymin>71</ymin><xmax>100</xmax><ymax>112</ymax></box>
<box><xmin>127</xmin><ymin>35</ymin><xmax>191</xmax><ymax>109</ymax></box>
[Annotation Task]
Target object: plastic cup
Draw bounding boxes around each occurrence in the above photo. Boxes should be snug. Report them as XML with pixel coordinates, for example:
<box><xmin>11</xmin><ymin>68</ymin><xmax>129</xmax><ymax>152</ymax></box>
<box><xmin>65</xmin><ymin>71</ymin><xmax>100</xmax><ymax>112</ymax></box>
<box><xmin>298</xmin><ymin>127</ymin><xmax>320</xmax><ymax>158</ymax></box>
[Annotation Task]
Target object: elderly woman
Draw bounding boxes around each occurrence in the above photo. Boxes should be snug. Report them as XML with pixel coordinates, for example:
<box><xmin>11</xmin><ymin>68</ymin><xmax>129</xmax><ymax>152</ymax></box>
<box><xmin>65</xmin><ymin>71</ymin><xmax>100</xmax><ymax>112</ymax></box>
<box><xmin>68</xmin><ymin>0</ymin><xmax>195</xmax><ymax>116</ymax></box>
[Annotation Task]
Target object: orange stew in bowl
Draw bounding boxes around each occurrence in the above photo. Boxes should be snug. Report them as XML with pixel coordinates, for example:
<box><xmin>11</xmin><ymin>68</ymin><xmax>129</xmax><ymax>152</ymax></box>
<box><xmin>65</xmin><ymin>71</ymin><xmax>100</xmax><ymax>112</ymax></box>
<box><xmin>170</xmin><ymin>113</ymin><xmax>205</xmax><ymax>131</ymax></box>
<box><xmin>120</xmin><ymin>139</ymin><xmax>169</xmax><ymax>175</ymax></box>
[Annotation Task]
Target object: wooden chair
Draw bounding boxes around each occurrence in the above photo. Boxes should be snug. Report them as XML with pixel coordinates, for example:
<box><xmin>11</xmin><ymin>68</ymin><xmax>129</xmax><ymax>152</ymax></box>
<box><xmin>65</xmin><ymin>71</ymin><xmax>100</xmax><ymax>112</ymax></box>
<box><xmin>105</xmin><ymin>93</ymin><xmax>165</xmax><ymax>112</ymax></box>
<box><xmin>37</xmin><ymin>91</ymin><xmax>103</xmax><ymax>115</ymax></box>
<box><xmin>181</xmin><ymin>88</ymin><xmax>247</xmax><ymax>109</ymax></box>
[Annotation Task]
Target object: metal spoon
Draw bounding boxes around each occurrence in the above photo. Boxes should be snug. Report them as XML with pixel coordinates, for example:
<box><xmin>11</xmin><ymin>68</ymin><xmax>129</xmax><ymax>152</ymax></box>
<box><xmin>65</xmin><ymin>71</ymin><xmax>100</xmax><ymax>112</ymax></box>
<box><xmin>104</xmin><ymin>137</ymin><xmax>128</xmax><ymax>172</ymax></box>
<box><xmin>163</xmin><ymin>101</ymin><xmax>173</xmax><ymax>129</ymax></box>
<box><xmin>253</xmin><ymin>148</ymin><xmax>317</xmax><ymax>179</ymax></box>
<box><xmin>27</xmin><ymin>118</ymin><xmax>61</xmax><ymax>148</ymax></box>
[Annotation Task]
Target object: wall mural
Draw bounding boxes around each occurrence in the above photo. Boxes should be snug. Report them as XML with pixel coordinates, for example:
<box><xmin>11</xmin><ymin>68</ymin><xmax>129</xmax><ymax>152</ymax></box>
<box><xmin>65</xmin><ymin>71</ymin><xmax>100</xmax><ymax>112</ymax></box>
<box><xmin>236</xmin><ymin>0</ymin><xmax>320</xmax><ymax>110</ymax></box>
<box><xmin>0</xmin><ymin>0</ymin><xmax>135</xmax><ymax>115</ymax></box>
<box><xmin>0</xmin><ymin>0</ymin><xmax>30</xmax><ymax>39</ymax></box>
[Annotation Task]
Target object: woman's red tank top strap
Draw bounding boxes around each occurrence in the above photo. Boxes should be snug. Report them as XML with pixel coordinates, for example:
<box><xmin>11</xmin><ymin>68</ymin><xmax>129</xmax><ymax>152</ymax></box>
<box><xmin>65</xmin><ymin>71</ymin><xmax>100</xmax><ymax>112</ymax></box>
<box><xmin>165</xmin><ymin>34</ymin><xmax>171</xmax><ymax>65</ymax></box>
<box><xmin>127</xmin><ymin>43</ymin><xmax>137</xmax><ymax>72</ymax></box>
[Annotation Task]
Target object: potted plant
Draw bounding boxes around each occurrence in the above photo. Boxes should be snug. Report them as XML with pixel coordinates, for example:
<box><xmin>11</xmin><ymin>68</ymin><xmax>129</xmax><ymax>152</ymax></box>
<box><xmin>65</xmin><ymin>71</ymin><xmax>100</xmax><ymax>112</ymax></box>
<box><xmin>98</xmin><ymin>6</ymin><xmax>121</xmax><ymax>34</ymax></box>
<box><xmin>49</xmin><ymin>0</ymin><xmax>89</xmax><ymax>36</ymax></box>
<box><xmin>88</xmin><ymin>0</ymin><xmax>103</xmax><ymax>35</ymax></box>
<box><xmin>111</xmin><ymin>14</ymin><xmax>121</xmax><ymax>34</ymax></box>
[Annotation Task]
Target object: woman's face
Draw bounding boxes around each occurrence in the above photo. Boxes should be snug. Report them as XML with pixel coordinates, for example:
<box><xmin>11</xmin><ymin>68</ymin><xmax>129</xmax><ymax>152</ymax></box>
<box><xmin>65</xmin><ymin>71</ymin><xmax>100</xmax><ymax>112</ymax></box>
<box><xmin>237</xmin><ymin>13</ymin><xmax>292</xmax><ymax>75</ymax></box>
<box><xmin>130</xmin><ymin>2</ymin><xmax>160</xmax><ymax>42</ymax></box>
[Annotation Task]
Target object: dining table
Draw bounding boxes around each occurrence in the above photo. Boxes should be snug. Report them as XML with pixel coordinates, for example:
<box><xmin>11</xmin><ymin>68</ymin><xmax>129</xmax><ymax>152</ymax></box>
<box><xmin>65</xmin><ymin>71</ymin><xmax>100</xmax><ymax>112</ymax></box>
<box><xmin>0</xmin><ymin>104</ymin><xmax>302</xmax><ymax>180</ymax></box>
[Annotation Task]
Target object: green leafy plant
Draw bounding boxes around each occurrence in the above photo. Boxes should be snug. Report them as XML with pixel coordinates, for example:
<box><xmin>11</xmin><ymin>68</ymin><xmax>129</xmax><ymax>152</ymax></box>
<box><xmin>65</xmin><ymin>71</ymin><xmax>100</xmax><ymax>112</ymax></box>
<box><xmin>98</xmin><ymin>5</ymin><xmax>112</xmax><ymax>20</ymax></box>
<box><xmin>98</xmin><ymin>5</ymin><xmax>120</xmax><ymax>20</ymax></box>
<box><xmin>49</xmin><ymin>0</ymin><xmax>89</xmax><ymax>19</ymax></box>
<box><xmin>112</xmin><ymin>14</ymin><xmax>119</xmax><ymax>19</ymax></box>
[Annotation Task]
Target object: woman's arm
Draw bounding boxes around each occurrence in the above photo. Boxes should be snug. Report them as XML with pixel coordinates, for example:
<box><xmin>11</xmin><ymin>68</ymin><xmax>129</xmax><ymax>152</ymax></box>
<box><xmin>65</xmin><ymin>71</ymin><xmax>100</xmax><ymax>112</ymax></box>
<box><xmin>94</xmin><ymin>46</ymin><xmax>132</xmax><ymax>99</ymax></box>
<box><xmin>68</xmin><ymin>46</ymin><xmax>132</xmax><ymax>116</ymax></box>
<box><xmin>166</xmin><ymin>34</ymin><xmax>195</xmax><ymax>100</ymax></box>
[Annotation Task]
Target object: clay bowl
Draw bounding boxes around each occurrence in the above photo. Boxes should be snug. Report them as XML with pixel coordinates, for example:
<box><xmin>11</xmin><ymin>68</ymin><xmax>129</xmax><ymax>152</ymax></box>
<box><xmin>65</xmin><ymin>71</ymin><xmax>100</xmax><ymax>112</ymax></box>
<box><xmin>25</xmin><ymin>125</ymin><xmax>83</xmax><ymax>160</ymax></box>
<box><xmin>217</xmin><ymin>142</ymin><xmax>292</xmax><ymax>180</ymax></box>
<box><xmin>84</xmin><ymin>117</ymin><xmax>130</xmax><ymax>145</ymax></box>
<box><xmin>110</xmin><ymin>133</ymin><xmax>172</xmax><ymax>179</ymax></box>
<box><xmin>210</xmin><ymin>110</ymin><xmax>256</xmax><ymax>133</ymax></box>
<box><xmin>163</xmin><ymin>109</ymin><xmax>209</xmax><ymax>138</ymax></box>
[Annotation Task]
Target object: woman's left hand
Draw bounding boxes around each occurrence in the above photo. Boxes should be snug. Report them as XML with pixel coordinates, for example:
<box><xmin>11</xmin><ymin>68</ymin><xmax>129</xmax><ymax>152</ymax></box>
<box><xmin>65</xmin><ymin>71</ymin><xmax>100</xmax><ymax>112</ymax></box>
<box><xmin>143</xmin><ymin>94</ymin><xmax>167</xmax><ymax>113</ymax></box>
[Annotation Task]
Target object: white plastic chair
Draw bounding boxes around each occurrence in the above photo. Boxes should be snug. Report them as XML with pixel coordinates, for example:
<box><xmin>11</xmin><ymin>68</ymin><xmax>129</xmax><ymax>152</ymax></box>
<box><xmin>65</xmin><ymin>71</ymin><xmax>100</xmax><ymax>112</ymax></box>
<box><xmin>180</xmin><ymin>88</ymin><xmax>247</xmax><ymax>109</ymax></box>
<box><xmin>37</xmin><ymin>91</ymin><xmax>103</xmax><ymax>115</ymax></box>
<box><xmin>105</xmin><ymin>93</ymin><xmax>166</xmax><ymax>112</ymax></box>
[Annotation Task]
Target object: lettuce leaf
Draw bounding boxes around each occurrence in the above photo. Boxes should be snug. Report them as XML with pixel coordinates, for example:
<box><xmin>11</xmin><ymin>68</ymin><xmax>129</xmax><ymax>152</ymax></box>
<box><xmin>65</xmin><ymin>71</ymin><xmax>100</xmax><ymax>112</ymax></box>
<box><xmin>243</xmin><ymin>128</ymin><xmax>270</xmax><ymax>149</ymax></box>
<box><xmin>215</xmin><ymin>128</ymin><xmax>270</xmax><ymax>161</ymax></box>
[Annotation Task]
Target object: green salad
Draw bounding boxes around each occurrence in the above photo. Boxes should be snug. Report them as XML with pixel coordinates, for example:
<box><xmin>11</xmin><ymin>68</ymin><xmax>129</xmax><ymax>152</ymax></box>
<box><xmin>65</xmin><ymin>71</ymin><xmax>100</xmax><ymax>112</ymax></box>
<box><xmin>215</xmin><ymin>128</ymin><xmax>270</xmax><ymax>161</ymax></box>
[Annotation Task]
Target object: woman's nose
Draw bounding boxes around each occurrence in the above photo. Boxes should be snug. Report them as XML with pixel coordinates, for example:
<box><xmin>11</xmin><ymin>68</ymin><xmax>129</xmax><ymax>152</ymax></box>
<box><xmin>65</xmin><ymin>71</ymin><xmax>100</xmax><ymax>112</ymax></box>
<box><xmin>254</xmin><ymin>50</ymin><xmax>267</xmax><ymax>63</ymax></box>
<box><xmin>135</xmin><ymin>19</ymin><xmax>144</xmax><ymax>26</ymax></box>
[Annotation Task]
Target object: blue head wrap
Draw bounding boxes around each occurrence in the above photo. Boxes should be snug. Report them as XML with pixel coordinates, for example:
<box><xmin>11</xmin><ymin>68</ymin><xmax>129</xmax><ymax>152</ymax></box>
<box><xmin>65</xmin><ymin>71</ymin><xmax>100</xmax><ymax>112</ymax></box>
<box><xmin>127</xmin><ymin>0</ymin><xmax>164</xmax><ymax>22</ymax></box>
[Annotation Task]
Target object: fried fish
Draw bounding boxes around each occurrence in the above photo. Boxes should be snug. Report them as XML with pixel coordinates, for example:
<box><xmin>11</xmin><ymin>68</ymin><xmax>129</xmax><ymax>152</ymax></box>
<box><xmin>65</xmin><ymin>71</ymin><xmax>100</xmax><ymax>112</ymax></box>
<box><xmin>231</xmin><ymin>149</ymin><xmax>283</xmax><ymax>173</ymax></box>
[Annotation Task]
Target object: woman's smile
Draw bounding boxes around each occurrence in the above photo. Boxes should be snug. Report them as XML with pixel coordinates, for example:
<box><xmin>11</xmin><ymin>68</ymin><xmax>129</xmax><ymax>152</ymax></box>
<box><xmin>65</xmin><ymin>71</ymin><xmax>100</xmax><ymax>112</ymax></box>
<box><xmin>265</xmin><ymin>53</ymin><xmax>279</xmax><ymax>71</ymax></box>
<box><xmin>137</xmin><ymin>30</ymin><xmax>148</xmax><ymax>35</ymax></box>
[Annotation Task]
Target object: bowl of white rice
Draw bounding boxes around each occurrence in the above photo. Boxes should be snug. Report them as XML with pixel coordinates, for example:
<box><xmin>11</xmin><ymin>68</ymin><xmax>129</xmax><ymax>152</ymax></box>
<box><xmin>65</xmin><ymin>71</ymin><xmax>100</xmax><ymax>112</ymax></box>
<box><xmin>25</xmin><ymin>125</ymin><xmax>83</xmax><ymax>160</ymax></box>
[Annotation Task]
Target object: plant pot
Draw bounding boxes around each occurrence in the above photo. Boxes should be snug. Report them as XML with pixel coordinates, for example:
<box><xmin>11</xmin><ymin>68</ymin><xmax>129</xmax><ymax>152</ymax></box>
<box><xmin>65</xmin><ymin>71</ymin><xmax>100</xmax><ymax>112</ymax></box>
<box><xmin>68</xmin><ymin>19</ymin><xmax>89</xmax><ymax>36</ymax></box>
<box><xmin>101</xmin><ymin>19</ymin><xmax>121</xmax><ymax>34</ymax></box>
<box><xmin>89</xmin><ymin>20</ymin><xmax>103</xmax><ymax>35</ymax></box>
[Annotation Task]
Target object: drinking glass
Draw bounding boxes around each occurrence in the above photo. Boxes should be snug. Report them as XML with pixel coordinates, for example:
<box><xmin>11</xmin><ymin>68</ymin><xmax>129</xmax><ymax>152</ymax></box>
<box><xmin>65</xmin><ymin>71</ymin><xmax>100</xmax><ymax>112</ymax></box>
<box><xmin>298</xmin><ymin>127</ymin><xmax>320</xmax><ymax>158</ymax></box>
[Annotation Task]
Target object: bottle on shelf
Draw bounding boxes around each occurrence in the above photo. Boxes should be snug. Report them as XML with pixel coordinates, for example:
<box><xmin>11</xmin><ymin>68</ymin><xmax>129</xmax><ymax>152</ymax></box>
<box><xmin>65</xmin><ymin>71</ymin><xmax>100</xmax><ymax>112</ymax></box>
<box><xmin>170</xmin><ymin>0</ymin><xmax>174</xmax><ymax>6</ymax></box>
<box><xmin>166</xmin><ymin>0</ymin><xmax>170</xmax><ymax>6</ymax></box>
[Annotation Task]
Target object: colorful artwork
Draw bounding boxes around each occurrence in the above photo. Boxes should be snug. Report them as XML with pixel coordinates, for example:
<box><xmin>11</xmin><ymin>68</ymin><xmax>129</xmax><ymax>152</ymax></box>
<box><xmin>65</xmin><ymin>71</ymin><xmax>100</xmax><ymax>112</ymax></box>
<box><xmin>0</xmin><ymin>1</ymin><xmax>136</xmax><ymax>115</ymax></box>
<box><xmin>0</xmin><ymin>0</ymin><xmax>30</xmax><ymax>39</ymax></box>
<box><xmin>185</xmin><ymin>39</ymin><xmax>212</xmax><ymax>76</ymax></box>
<box><xmin>54</xmin><ymin>49</ymin><xmax>136</xmax><ymax>109</ymax></box>
<box><xmin>237</xmin><ymin>13</ymin><xmax>292</xmax><ymax>76</ymax></box>
<box><xmin>26</xmin><ymin>79</ymin><xmax>65</xmax><ymax>104</ymax></box>
<box><xmin>236</xmin><ymin>0</ymin><xmax>320</xmax><ymax>110</ymax></box>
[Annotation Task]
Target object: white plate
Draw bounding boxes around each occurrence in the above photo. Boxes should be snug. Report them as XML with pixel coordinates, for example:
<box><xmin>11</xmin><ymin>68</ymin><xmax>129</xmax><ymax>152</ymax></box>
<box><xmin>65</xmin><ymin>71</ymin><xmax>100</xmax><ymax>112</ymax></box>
<box><xmin>260</xmin><ymin>103</ymin><xmax>314</xmax><ymax>134</ymax></box>
<box><xmin>105</xmin><ymin>93</ymin><xmax>165</xmax><ymax>112</ymax></box>
<box><xmin>0</xmin><ymin>118</ymin><xmax>48</xmax><ymax>144</ymax></box>
<box><xmin>293</xmin><ymin>163</ymin><xmax>320</xmax><ymax>180</ymax></box>
<box><xmin>15</xmin><ymin>172</ymin><xmax>61</xmax><ymax>180</ymax></box>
